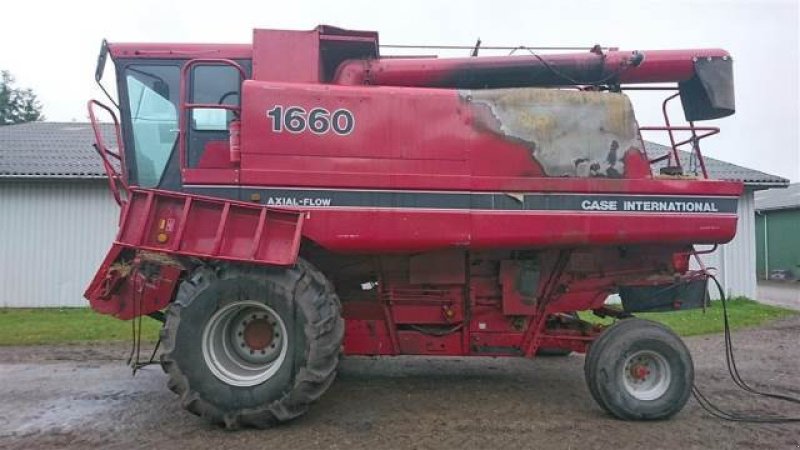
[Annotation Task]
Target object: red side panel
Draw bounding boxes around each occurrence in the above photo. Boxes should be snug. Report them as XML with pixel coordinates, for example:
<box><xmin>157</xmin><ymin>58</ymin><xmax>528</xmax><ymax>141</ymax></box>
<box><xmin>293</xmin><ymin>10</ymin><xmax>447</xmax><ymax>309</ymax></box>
<box><xmin>117</xmin><ymin>189</ymin><xmax>304</xmax><ymax>266</ymax></box>
<box><xmin>85</xmin><ymin>189</ymin><xmax>305</xmax><ymax>318</ymax></box>
<box><xmin>233</xmin><ymin>80</ymin><xmax>741</xmax><ymax>254</ymax></box>
<box><xmin>468</xmin><ymin>211</ymin><xmax>738</xmax><ymax>249</ymax></box>
<box><xmin>240</xmin><ymin>81</ymin><xmax>470</xmax><ymax>164</ymax></box>
<box><xmin>252</xmin><ymin>29</ymin><xmax>320</xmax><ymax>83</ymax></box>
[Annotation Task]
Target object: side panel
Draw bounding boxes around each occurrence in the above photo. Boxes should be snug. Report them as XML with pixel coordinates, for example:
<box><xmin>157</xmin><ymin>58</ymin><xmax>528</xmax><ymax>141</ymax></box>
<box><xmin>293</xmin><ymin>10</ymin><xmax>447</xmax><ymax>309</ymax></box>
<box><xmin>252</xmin><ymin>29</ymin><xmax>320</xmax><ymax>83</ymax></box>
<box><xmin>240</xmin><ymin>81</ymin><xmax>470</xmax><ymax>163</ymax></box>
<box><xmin>117</xmin><ymin>189</ymin><xmax>304</xmax><ymax>266</ymax></box>
<box><xmin>227</xmin><ymin>185</ymin><xmax>739</xmax><ymax>253</ymax></box>
<box><xmin>239</xmin><ymin>83</ymin><xmax>651</xmax><ymax>187</ymax></box>
<box><xmin>234</xmin><ymin>81</ymin><xmax>741</xmax><ymax>253</ymax></box>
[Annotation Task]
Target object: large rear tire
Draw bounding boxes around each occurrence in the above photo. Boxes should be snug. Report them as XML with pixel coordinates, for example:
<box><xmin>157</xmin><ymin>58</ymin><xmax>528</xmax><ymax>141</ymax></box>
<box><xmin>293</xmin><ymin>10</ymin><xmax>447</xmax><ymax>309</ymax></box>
<box><xmin>583</xmin><ymin>318</ymin><xmax>693</xmax><ymax>420</ymax></box>
<box><xmin>160</xmin><ymin>259</ymin><xmax>343</xmax><ymax>429</ymax></box>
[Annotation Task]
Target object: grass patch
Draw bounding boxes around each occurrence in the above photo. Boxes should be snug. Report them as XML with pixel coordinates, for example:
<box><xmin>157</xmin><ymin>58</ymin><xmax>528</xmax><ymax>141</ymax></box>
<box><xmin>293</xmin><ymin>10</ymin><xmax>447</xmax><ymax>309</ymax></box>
<box><xmin>0</xmin><ymin>308</ymin><xmax>160</xmax><ymax>346</ymax></box>
<box><xmin>0</xmin><ymin>298</ymin><xmax>795</xmax><ymax>346</ymax></box>
<box><xmin>580</xmin><ymin>297</ymin><xmax>797</xmax><ymax>337</ymax></box>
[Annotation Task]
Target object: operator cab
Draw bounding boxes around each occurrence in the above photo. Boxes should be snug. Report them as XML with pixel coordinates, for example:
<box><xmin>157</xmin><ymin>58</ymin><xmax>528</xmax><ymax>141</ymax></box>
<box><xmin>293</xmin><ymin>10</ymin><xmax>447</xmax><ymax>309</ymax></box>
<box><xmin>105</xmin><ymin>56</ymin><xmax>250</xmax><ymax>189</ymax></box>
<box><xmin>94</xmin><ymin>27</ymin><xmax>380</xmax><ymax>194</ymax></box>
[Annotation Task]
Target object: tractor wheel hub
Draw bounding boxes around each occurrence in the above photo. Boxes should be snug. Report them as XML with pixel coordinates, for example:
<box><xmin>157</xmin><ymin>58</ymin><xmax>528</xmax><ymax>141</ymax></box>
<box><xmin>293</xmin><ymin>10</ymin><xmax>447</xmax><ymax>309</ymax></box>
<box><xmin>243</xmin><ymin>318</ymin><xmax>274</xmax><ymax>350</ymax></box>
<box><xmin>622</xmin><ymin>350</ymin><xmax>672</xmax><ymax>401</ymax></box>
<box><xmin>202</xmin><ymin>301</ymin><xmax>288</xmax><ymax>387</ymax></box>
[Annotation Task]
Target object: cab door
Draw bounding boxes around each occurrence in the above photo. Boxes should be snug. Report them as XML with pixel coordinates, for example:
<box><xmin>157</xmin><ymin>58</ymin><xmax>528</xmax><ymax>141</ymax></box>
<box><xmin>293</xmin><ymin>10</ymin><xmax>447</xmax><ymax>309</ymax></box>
<box><xmin>182</xmin><ymin>62</ymin><xmax>251</xmax><ymax>188</ymax></box>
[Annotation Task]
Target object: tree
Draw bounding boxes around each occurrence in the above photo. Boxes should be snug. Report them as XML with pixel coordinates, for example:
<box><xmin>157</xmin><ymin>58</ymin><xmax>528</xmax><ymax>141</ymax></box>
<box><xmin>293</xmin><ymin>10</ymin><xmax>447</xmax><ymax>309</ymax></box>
<box><xmin>0</xmin><ymin>70</ymin><xmax>44</xmax><ymax>125</ymax></box>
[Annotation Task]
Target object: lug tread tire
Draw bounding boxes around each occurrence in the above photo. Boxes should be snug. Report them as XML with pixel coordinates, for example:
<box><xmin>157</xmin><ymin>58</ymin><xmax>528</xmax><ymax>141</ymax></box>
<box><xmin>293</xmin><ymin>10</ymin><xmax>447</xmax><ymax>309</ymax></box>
<box><xmin>160</xmin><ymin>259</ymin><xmax>343</xmax><ymax>429</ymax></box>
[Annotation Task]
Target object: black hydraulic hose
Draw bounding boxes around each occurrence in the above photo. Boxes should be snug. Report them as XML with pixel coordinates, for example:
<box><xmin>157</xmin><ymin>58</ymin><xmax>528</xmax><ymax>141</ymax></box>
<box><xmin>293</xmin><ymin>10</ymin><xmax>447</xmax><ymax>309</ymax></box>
<box><xmin>690</xmin><ymin>274</ymin><xmax>800</xmax><ymax>423</ymax></box>
<box><xmin>127</xmin><ymin>274</ymin><xmax>163</xmax><ymax>375</ymax></box>
<box><xmin>711</xmin><ymin>274</ymin><xmax>800</xmax><ymax>404</ymax></box>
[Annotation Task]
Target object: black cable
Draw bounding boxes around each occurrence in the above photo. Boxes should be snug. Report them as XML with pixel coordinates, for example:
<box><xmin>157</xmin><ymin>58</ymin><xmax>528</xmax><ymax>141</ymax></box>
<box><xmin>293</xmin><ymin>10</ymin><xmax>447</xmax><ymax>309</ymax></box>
<box><xmin>126</xmin><ymin>277</ymin><xmax>142</xmax><ymax>367</ymax></box>
<box><xmin>135</xmin><ymin>300</ymin><xmax>143</xmax><ymax>369</ymax></box>
<box><xmin>520</xmin><ymin>48</ymin><xmax>634</xmax><ymax>87</ymax></box>
<box><xmin>714</xmin><ymin>274</ymin><xmax>800</xmax><ymax>404</ymax></box>
<box><xmin>146</xmin><ymin>337</ymin><xmax>162</xmax><ymax>365</ymax></box>
<box><xmin>132</xmin><ymin>336</ymin><xmax>162</xmax><ymax>373</ymax></box>
<box><xmin>126</xmin><ymin>311</ymin><xmax>136</xmax><ymax>366</ymax></box>
<box><xmin>690</xmin><ymin>273</ymin><xmax>800</xmax><ymax>423</ymax></box>
<box><xmin>691</xmin><ymin>386</ymin><xmax>799</xmax><ymax>423</ymax></box>
<box><xmin>386</xmin><ymin>43</ymin><xmax>638</xmax><ymax>87</ymax></box>
<box><xmin>97</xmin><ymin>80</ymin><xmax>119</xmax><ymax>110</ymax></box>
<box><xmin>128</xmin><ymin>274</ymin><xmax>164</xmax><ymax>374</ymax></box>
<box><xmin>381</xmin><ymin>43</ymin><xmax>606</xmax><ymax>51</ymax></box>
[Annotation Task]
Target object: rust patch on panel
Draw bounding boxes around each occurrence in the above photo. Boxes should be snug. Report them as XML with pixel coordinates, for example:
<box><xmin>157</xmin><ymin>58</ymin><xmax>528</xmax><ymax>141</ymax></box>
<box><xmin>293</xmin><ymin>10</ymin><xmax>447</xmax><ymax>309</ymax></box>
<box><xmin>464</xmin><ymin>88</ymin><xmax>641</xmax><ymax>178</ymax></box>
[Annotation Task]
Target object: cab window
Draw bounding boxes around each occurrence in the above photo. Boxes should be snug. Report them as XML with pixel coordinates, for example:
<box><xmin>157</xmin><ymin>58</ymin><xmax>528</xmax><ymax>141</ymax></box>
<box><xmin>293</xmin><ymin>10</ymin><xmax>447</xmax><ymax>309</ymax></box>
<box><xmin>187</xmin><ymin>64</ymin><xmax>242</xmax><ymax>167</ymax></box>
<box><xmin>191</xmin><ymin>65</ymin><xmax>240</xmax><ymax>131</ymax></box>
<box><xmin>124</xmin><ymin>65</ymin><xmax>180</xmax><ymax>187</ymax></box>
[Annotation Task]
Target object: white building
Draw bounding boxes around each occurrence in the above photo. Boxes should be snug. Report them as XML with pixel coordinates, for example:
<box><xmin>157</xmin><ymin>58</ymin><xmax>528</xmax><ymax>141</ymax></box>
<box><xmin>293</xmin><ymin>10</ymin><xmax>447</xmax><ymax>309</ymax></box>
<box><xmin>0</xmin><ymin>123</ymin><xmax>788</xmax><ymax>307</ymax></box>
<box><xmin>0</xmin><ymin>123</ymin><xmax>118</xmax><ymax>307</ymax></box>
<box><xmin>647</xmin><ymin>142</ymin><xmax>788</xmax><ymax>299</ymax></box>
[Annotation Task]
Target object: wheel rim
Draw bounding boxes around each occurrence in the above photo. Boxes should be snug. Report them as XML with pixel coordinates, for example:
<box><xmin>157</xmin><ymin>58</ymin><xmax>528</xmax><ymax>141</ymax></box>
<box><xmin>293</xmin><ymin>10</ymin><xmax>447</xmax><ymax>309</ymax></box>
<box><xmin>202</xmin><ymin>300</ymin><xmax>288</xmax><ymax>387</ymax></box>
<box><xmin>621</xmin><ymin>350</ymin><xmax>672</xmax><ymax>401</ymax></box>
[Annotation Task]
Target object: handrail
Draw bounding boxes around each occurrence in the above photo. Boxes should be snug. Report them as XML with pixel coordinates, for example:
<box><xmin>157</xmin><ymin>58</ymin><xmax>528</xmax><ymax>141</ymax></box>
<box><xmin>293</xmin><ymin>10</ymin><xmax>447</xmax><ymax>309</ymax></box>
<box><xmin>639</xmin><ymin>92</ymin><xmax>719</xmax><ymax>179</ymax></box>
<box><xmin>639</xmin><ymin>125</ymin><xmax>718</xmax><ymax>179</ymax></box>
<box><xmin>87</xmin><ymin>99</ymin><xmax>128</xmax><ymax>206</ymax></box>
<box><xmin>178</xmin><ymin>58</ymin><xmax>247</xmax><ymax>171</ymax></box>
<box><xmin>687</xmin><ymin>120</ymin><xmax>709</xmax><ymax>179</ymax></box>
<box><xmin>661</xmin><ymin>93</ymin><xmax>681</xmax><ymax>169</ymax></box>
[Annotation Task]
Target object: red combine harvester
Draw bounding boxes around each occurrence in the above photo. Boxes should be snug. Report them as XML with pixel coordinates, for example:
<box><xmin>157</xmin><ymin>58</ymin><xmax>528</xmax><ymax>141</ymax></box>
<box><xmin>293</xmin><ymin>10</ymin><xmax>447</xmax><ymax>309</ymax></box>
<box><xmin>85</xmin><ymin>26</ymin><xmax>738</xmax><ymax>427</ymax></box>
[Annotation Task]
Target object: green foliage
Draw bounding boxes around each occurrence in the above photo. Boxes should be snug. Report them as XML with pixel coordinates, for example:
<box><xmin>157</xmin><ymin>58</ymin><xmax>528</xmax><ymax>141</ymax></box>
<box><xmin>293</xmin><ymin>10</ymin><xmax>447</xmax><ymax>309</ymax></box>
<box><xmin>0</xmin><ymin>308</ymin><xmax>160</xmax><ymax>346</ymax></box>
<box><xmin>580</xmin><ymin>297</ymin><xmax>797</xmax><ymax>337</ymax></box>
<box><xmin>0</xmin><ymin>298</ymin><xmax>795</xmax><ymax>346</ymax></box>
<box><xmin>0</xmin><ymin>70</ymin><xmax>44</xmax><ymax>125</ymax></box>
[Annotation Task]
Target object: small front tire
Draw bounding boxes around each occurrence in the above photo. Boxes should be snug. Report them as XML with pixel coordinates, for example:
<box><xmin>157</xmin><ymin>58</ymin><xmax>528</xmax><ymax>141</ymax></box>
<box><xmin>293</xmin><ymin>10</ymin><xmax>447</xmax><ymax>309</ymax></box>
<box><xmin>584</xmin><ymin>318</ymin><xmax>693</xmax><ymax>420</ymax></box>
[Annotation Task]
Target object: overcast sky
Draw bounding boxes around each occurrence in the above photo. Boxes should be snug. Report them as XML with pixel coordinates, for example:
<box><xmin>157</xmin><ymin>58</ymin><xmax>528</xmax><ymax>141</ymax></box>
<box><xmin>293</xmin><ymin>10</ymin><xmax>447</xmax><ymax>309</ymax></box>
<box><xmin>2</xmin><ymin>0</ymin><xmax>798</xmax><ymax>181</ymax></box>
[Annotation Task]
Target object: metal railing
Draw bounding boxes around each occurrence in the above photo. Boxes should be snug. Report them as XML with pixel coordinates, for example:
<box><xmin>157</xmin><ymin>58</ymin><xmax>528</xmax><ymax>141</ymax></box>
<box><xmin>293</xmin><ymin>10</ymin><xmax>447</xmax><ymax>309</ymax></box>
<box><xmin>87</xmin><ymin>99</ymin><xmax>128</xmax><ymax>205</ymax></box>
<box><xmin>637</xmin><ymin>91</ymin><xmax>719</xmax><ymax>179</ymax></box>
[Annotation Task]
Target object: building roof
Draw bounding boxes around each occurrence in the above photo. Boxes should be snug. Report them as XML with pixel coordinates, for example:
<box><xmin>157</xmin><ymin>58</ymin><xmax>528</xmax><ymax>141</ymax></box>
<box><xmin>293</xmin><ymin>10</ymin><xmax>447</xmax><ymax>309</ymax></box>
<box><xmin>0</xmin><ymin>122</ymin><xmax>115</xmax><ymax>179</ymax></box>
<box><xmin>0</xmin><ymin>122</ymin><xmax>790</xmax><ymax>188</ymax></box>
<box><xmin>755</xmin><ymin>182</ymin><xmax>800</xmax><ymax>212</ymax></box>
<box><xmin>645</xmin><ymin>142</ymin><xmax>789</xmax><ymax>189</ymax></box>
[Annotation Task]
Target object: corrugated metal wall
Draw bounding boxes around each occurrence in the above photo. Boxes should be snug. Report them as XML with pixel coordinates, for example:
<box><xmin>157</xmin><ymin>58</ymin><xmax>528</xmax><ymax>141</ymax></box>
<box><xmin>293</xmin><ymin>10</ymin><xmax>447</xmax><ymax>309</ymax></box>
<box><xmin>694</xmin><ymin>190</ymin><xmax>757</xmax><ymax>299</ymax></box>
<box><xmin>0</xmin><ymin>180</ymin><xmax>119</xmax><ymax>307</ymax></box>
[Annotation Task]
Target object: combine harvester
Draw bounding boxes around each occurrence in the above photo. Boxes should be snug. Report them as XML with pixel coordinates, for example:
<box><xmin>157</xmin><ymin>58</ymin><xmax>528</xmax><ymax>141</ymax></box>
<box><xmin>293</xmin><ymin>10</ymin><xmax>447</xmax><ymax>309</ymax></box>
<box><xmin>86</xmin><ymin>26</ymin><xmax>740</xmax><ymax>427</ymax></box>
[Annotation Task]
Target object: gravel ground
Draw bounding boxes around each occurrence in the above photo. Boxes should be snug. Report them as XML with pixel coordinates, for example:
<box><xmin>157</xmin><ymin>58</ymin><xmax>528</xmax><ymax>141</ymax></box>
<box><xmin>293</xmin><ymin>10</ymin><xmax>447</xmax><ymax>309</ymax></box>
<box><xmin>1</xmin><ymin>318</ymin><xmax>799</xmax><ymax>450</ymax></box>
<box><xmin>758</xmin><ymin>281</ymin><xmax>800</xmax><ymax>311</ymax></box>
